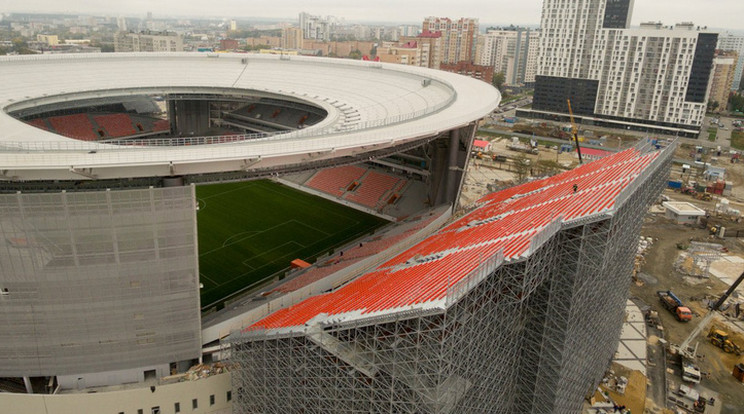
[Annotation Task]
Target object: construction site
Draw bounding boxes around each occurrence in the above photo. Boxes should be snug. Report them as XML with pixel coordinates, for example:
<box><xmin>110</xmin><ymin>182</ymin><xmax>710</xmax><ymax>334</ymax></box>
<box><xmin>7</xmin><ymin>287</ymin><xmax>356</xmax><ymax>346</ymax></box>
<box><xmin>465</xmin><ymin>115</ymin><xmax>744</xmax><ymax>414</ymax></box>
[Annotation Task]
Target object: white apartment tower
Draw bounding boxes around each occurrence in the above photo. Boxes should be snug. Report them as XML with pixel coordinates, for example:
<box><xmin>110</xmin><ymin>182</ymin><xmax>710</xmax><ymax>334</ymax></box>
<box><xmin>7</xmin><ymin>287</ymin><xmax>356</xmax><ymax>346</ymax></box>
<box><xmin>528</xmin><ymin>0</ymin><xmax>717</xmax><ymax>137</ymax></box>
<box><xmin>718</xmin><ymin>33</ymin><xmax>744</xmax><ymax>90</ymax></box>
<box><xmin>299</xmin><ymin>12</ymin><xmax>332</xmax><ymax>41</ymax></box>
<box><xmin>478</xmin><ymin>28</ymin><xmax>540</xmax><ymax>86</ymax></box>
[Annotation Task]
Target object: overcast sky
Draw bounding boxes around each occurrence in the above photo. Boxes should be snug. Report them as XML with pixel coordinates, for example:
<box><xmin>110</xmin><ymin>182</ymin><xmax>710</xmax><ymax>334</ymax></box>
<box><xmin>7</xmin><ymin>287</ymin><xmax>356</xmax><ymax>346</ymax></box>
<box><xmin>3</xmin><ymin>0</ymin><xmax>743</xmax><ymax>31</ymax></box>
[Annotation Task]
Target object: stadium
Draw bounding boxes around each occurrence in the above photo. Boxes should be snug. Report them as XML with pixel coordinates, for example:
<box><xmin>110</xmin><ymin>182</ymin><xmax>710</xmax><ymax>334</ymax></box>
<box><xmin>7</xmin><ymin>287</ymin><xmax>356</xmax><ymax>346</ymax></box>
<box><xmin>0</xmin><ymin>52</ymin><xmax>672</xmax><ymax>414</ymax></box>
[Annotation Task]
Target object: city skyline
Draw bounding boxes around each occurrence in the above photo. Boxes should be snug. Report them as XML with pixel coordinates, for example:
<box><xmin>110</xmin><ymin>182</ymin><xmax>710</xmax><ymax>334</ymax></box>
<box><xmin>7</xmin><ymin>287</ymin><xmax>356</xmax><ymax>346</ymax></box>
<box><xmin>3</xmin><ymin>0</ymin><xmax>744</xmax><ymax>31</ymax></box>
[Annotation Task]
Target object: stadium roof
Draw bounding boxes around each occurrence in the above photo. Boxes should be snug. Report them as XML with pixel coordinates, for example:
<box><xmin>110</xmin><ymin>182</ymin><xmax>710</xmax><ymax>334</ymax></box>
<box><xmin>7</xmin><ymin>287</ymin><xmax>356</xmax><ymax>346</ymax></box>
<box><xmin>245</xmin><ymin>143</ymin><xmax>670</xmax><ymax>334</ymax></box>
<box><xmin>0</xmin><ymin>53</ymin><xmax>499</xmax><ymax>181</ymax></box>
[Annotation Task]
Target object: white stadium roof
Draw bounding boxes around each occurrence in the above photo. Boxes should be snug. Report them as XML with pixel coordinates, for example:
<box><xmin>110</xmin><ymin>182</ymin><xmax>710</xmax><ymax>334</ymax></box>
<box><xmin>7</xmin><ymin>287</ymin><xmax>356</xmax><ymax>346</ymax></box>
<box><xmin>0</xmin><ymin>53</ymin><xmax>500</xmax><ymax>181</ymax></box>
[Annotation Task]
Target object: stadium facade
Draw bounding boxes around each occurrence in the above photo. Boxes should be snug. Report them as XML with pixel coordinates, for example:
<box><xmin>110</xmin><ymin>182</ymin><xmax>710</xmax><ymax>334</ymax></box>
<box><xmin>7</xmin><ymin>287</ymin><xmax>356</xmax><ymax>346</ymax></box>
<box><xmin>0</xmin><ymin>186</ymin><xmax>201</xmax><ymax>387</ymax></box>
<box><xmin>0</xmin><ymin>52</ymin><xmax>500</xmax><ymax>412</ymax></box>
<box><xmin>227</xmin><ymin>141</ymin><xmax>674</xmax><ymax>413</ymax></box>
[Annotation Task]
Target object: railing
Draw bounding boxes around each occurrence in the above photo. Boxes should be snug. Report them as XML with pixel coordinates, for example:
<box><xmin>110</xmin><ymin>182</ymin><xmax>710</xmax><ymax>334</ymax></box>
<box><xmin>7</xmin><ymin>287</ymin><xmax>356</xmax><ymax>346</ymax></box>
<box><xmin>0</xmin><ymin>52</ymin><xmax>488</xmax><ymax>153</ymax></box>
<box><xmin>445</xmin><ymin>250</ymin><xmax>505</xmax><ymax>307</ymax></box>
<box><xmin>0</xmin><ymin>95</ymin><xmax>455</xmax><ymax>152</ymax></box>
<box><xmin>614</xmin><ymin>139</ymin><xmax>676</xmax><ymax>210</ymax></box>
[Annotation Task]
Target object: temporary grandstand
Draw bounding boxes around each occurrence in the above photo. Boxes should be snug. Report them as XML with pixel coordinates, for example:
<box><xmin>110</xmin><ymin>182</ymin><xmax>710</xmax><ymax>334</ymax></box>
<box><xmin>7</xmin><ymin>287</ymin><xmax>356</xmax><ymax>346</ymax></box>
<box><xmin>227</xmin><ymin>140</ymin><xmax>674</xmax><ymax>413</ymax></box>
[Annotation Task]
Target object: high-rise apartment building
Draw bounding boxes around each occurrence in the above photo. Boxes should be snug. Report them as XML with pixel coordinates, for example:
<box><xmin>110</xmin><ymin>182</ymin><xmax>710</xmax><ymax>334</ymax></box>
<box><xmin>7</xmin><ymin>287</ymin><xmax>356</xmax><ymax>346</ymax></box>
<box><xmin>718</xmin><ymin>33</ymin><xmax>744</xmax><ymax>90</ymax></box>
<box><xmin>526</xmin><ymin>0</ymin><xmax>717</xmax><ymax>137</ymax></box>
<box><xmin>281</xmin><ymin>27</ymin><xmax>303</xmax><ymax>50</ymax></box>
<box><xmin>114</xmin><ymin>31</ymin><xmax>183</xmax><ymax>52</ymax></box>
<box><xmin>422</xmin><ymin>17</ymin><xmax>478</xmax><ymax>64</ymax></box>
<box><xmin>116</xmin><ymin>16</ymin><xmax>127</xmax><ymax>32</ymax></box>
<box><xmin>477</xmin><ymin>28</ymin><xmax>539</xmax><ymax>86</ymax></box>
<box><xmin>708</xmin><ymin>52</ymin><xmax>738</xmax><ymax>112</ymax></box>
<box><xmin>299</xmin><ymin>12</ymin><xmax>333</xmax><ymax>41</ymax></box>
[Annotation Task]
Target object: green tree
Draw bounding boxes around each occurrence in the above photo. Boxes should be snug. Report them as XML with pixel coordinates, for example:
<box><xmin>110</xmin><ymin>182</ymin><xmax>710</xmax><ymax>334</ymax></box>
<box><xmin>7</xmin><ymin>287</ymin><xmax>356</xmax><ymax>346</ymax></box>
<box><xmin>349</xmin><ymin>49</ymin><xmax>363</xmax><ymax>60</ymax></box>
<box><xmin>492</xmin><ymin>72</ymin><xmax>505</xmax><ymax>90</ymax></box>
<box><xmin>730</xmin><ymin>93</ymin><xmax>744</xmax><ymax>113</ymax></box>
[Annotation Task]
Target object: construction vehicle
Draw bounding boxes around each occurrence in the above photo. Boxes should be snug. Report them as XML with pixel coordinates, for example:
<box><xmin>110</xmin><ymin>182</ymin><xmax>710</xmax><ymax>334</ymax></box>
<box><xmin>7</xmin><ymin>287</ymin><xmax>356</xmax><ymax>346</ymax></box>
<box><xmin>566</xmin><ymin>99</ymin><xmax>584</xmax><ymax>164</ymax></box>
<box><xmin>670</xmin><ymin>270</ymin><xmax>744</xmax><ymax>383</ymax></box>
<box><xmin>696</xmin><ymin>191</ymin><xmax>712</xmax><ymax>202</ymax></box>
<box><xmin>707</xmin><ymin>327</ymin><xmax>743</xmax><ymax>355</ymax></box>
<box><xmin>658</xmin><ymin>290</ymin><xmax>694</xmax><ymax>322</ymax></box>
<box><xmin>680</xmin><ymin>186</ymin><xmax>697</xmax><ymax>196</ymax></box>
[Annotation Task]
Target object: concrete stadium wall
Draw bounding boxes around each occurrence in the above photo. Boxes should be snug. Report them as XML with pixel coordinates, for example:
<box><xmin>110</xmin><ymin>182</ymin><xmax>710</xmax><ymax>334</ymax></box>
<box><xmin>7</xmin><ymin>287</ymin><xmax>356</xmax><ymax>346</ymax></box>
<box><xmin>0</xmin><ymin>373</ymin><xmax>232</xmax><ymax>414</ymax></box>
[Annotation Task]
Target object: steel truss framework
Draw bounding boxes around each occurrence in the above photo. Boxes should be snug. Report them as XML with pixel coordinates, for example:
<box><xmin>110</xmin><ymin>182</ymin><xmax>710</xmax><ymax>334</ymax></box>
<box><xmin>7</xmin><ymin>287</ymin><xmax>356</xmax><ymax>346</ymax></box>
<box><xmin>227</xmin><ymin>144</ymin><xmax>673</xmax><ymax>413</ymax></box>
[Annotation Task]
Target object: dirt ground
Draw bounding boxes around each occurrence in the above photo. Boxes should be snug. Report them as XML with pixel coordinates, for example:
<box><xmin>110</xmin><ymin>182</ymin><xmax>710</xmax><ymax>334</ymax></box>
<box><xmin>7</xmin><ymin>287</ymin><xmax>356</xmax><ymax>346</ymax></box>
<box><xmin>635</xmin><ymin>195</ymin><xmax>744</xmax><ymax>413</ymax></box>
<box><xmin>599</xmin><ymin>363</ymin><xmax>648</xmax><ymax>414</ymax></box>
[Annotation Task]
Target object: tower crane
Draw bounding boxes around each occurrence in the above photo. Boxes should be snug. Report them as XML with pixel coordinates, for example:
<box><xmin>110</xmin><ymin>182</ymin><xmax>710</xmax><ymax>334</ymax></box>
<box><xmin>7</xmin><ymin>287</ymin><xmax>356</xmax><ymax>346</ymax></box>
<box><xmin>566</xmin><ymin>99</ymin><xmax>584</xmax><ymax>164</ymax></box>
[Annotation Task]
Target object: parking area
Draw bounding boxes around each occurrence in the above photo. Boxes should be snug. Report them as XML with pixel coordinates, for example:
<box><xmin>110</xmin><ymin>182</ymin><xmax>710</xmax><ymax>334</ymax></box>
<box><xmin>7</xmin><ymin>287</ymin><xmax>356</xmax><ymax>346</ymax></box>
<box><xmin>700</xmin><ymin>116</ymin><xmax>743</xmax><ymax>146</ymax></box>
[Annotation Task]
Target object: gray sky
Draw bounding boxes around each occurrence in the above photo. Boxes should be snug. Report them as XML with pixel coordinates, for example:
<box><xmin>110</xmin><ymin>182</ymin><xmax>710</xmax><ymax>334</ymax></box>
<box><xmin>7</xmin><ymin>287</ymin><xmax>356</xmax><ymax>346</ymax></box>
<box><xmin>3</xmin><ymin>0</ymin><xmax>744</xmax><ymax>31</ymax></box>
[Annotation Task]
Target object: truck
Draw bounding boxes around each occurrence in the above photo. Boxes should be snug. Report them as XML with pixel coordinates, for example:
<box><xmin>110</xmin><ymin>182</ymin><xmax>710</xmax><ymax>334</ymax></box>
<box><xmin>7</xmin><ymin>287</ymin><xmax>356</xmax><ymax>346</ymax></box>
<box><xmin>658</xmin><ymin>290</ymin><xmax>693</xmax><ymax>322</ymax></box>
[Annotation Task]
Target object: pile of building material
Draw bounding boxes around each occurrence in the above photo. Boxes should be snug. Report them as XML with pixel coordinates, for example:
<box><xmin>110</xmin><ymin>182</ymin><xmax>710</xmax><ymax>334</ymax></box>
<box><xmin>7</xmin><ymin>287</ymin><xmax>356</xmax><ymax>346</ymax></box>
<box><xmin>633</xmin><ymin>236</ymin><xmax>654</xmax><ymax>283</ymax></box>
<box><xmin>586</xmin><ymin>363</ymin><xmax>645</xmax><ymax>414</ymax></box>
<box><xmin>715</xmin><ymin>198</ymin><xmax>741</xmax><ymax>218</ymax></box>
<box><xmin>673</xmin><ymin>242</ymin><xmax>724</xmax><ymax>278</ymax></box>
<box><xmin>184</xmin><ymin>362</ymin><xmax>228</xmax><ymax>381</ymax></box>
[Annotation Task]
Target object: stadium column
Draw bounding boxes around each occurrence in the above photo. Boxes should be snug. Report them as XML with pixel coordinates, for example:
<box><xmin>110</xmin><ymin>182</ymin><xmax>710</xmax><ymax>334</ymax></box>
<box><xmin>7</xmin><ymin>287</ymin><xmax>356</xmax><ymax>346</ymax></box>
<box><xmin>445</xmin><ymin>123</ymin><xmax>477</xmax><ymax>208</ymax></box>
<box><xmin>171</xmin><ymin>100</ymin><xmax>210</xmax><ymax>137</ymax></box>
<box><xmin>168</xmin><ymin>100</ymin><xmax>177</xmax><ymax>134</ymax></box>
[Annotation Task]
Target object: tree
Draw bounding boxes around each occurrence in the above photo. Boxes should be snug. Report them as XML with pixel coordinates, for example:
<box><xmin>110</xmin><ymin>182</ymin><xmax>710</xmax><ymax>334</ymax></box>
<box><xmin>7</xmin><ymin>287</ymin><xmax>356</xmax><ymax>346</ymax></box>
<box><xmin>349</xmin><ymin>49</ymin><xmax>363</xmax><ymax>60</ymax></box>
<box><xmin>730</xmin><ymin>93</ymin><xmax>744</xmax><ymax>113</ymax></box>
<box><xmin>492</xmin><ymin>72</ymin><xmax>505</xmax><ymax>90</ymax></box>
<box><xmin>535</xmin><ymin>159</ymin><xmax>563</xmax><ymax>177</ymax></box>
<box><xmin>513</xmin><ymin>154</ymin><xmax>531</xmax><ymax>182</ymax></box>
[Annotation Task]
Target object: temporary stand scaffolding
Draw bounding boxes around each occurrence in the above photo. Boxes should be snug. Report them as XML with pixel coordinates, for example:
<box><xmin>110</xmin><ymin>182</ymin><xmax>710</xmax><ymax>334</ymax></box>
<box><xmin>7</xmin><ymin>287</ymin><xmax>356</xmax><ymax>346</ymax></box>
<box><xmin>226</xmin><ymin>139</ymin><xmax>674</xmax><ymax>413</ymax></box>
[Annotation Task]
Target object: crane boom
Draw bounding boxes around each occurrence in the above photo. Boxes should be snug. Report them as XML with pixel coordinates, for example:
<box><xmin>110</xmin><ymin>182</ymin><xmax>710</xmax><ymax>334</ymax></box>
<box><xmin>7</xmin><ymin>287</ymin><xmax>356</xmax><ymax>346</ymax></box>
<box><xmin>566</xmin><ymin>99</ymin><xmax>583</xmax><ymax>164</ymax></box>
<box><xmin>678</xmin><ymin>270</ymin><xmax>744</xmax><ymax>353</ymax></box>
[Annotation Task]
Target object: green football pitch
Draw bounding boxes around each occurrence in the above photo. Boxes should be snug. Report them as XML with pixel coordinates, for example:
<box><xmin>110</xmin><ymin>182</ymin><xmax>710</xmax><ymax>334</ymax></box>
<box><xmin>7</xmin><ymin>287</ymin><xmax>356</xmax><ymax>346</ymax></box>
<box><xmin>196</xmin><ymin>180</ymin><xmax>388</xmax><ymax>309</ymax></box>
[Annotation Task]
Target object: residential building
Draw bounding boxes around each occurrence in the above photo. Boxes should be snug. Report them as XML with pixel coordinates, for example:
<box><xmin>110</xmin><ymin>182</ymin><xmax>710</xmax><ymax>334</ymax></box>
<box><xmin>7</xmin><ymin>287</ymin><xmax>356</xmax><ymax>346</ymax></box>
<box><xmin>219</xmin><ymin>38</ymin><xmax>239</xmax><ymax>51</ymax></box>
<box><xmin>477</xmin><ymin>27</ymin><xmax>539</xmax><ymax>86</ymax></box>
<box><xmin>116</xmin><ymin>16</ymin><xmax>127</xmax><ymax>32</ymax></box>
<box><xmin>526</xmin><ymin>0</ymin><xmax>717</xmax><ymax>138</ymax></box>
<box><xmin>114</xmin><ymin>31</ymin><xmax>183</xmax><ymax>52</ymax></box>
<box><xmin>281</xmin><ymin>27</ymin><xmax>303</xmax><ymax>50</ymax></box>
<box><xmin>422</xmin><ymin>17</ymin><xmax>478</xmax><ymax>64</ymax></box>
<box><xmin>229</xmin><ymin>20</ymin><xmax>237</xmax><ymax>32</ymax></box>
<box><xmin>399</xmin><ymin>31</ymin><xmax>442</xmax><ymax>69</ymax></box>
<box><xmin>376</xmin><ymin>41</ymin><xmax>423</xmax><ymax>66</ymax></box>
<box><xmin>299</xmin><ymin>12</ymin><xmax>333</xmax><ymax>41</ymax></box>
<box><xmin>709</xmin><ymin>52</ymin><xmax>738</xmax><ymax>111</ymax></box>
<box><xmin>244</xmin><ymin>36</ymin><xmax>281</xmax><ymax>49</ymax></box>
<box><xmin>440</xmin><ymin>61</ymin><xmax>494</xmax><ymax>83</ymax></box>
<box><xmin>718</xmin><ymin>33</ymin><xmax>744</xmax><ymax>90</ymax></box>
<box><xmin>301</xmin><ymin>40</ymin><xmax>375</xmax><ymax>58</ymax></box>
<box><xmin>36</xmin><ymin>34</ymin><xmax>59</xmax><ymax>46</ymax></box>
